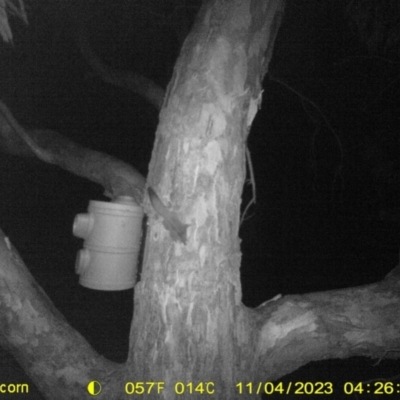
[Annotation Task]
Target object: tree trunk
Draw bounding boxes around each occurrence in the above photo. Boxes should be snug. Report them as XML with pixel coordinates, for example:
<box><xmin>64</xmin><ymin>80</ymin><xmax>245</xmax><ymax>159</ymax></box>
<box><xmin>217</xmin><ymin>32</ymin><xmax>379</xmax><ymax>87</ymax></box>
<box><xmin>128</xmin><ymin>0</ymin><xmax>285</xmax><ymax>397</ymax></box>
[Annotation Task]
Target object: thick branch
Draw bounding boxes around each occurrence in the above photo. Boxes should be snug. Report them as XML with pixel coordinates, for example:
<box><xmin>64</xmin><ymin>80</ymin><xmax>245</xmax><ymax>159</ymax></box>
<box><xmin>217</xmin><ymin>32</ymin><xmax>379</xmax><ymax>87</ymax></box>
<box><xmin>0</xmin><ymin>100</ymin><xmax>146</xmax><ymax>204</ymax></box>
<box><xmin>0</xmin><ymin>229</ymin><xmax>125</xmax><ymax>399</ymax></box>
<box><xmin>243</xmin><ymin>267</ymin><xmax>400</xmax><ymax>381</ymax></box>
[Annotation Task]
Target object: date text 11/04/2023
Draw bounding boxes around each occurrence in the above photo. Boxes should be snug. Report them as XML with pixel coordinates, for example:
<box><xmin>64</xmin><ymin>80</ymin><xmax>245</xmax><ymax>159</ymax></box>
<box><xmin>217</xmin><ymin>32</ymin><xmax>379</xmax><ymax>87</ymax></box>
<box><xmin>235</xmin><ymin>381</ymin><xmax>400</xmax><ymax>396</ymax></box>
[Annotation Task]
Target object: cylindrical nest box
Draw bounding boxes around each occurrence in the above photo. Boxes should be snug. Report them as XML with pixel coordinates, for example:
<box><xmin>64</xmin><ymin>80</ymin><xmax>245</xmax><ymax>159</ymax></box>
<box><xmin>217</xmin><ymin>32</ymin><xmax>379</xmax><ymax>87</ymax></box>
<box><xmin>73</xmin><ymin>196</ymin><xmax>144</xmax><ymax>290</ymax></box>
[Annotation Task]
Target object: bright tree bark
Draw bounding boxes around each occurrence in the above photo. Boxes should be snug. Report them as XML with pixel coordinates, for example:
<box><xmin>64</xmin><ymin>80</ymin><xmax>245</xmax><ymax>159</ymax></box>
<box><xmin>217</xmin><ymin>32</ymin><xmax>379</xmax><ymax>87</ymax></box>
<box><xmin>128</xmin><ymin>0</ymin><xmax>286</xmax><ymax>396</ymax></box>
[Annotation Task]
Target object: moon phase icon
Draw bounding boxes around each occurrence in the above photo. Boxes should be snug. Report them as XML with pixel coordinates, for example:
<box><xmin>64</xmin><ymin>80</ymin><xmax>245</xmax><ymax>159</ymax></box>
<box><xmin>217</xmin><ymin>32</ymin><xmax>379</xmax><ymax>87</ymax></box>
<box><xmin>87</xmin><ymin>380</ymin><xmax>102</xmax><ymax>395</ymax></box>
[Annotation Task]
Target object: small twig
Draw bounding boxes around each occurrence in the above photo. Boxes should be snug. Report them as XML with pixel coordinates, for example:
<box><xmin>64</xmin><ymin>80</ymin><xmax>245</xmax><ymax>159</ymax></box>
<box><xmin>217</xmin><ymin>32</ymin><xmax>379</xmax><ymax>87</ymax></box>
<box><xmin>241</xmin><ymin>145</ymin><xmax>256</xmax><ymax>225</ymax></box>
<box><xmin>270</xmin><ymin>75</ymin><xmax>344</xmax><ymax>205</ymax></box>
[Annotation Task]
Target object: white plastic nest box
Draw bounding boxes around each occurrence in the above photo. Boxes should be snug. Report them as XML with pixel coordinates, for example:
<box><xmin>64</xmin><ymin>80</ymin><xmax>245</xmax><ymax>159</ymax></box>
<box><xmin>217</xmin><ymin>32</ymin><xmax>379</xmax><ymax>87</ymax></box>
<box><xmin>73</xmin><ymin>196</ymin><xmax>144</xmax><ymax>290</ymax></box>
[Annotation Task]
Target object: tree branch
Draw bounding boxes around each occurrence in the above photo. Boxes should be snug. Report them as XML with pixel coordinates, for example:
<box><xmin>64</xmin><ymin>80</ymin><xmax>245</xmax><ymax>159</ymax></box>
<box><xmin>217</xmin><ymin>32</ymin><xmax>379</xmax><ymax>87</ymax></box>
<box><xmin>0</xmin><ymin>100</ymin><xmax>146</xmax><ymax>203</ymax></box>
<box><xmin>71</xmin><ymin>15</ymin><xmax>165</xmax><ymax>110</ymax></box>
<box><xmin>0</xmin><ymin>229</ymin><xmax>125</xmax><ymax>398</ymax></box>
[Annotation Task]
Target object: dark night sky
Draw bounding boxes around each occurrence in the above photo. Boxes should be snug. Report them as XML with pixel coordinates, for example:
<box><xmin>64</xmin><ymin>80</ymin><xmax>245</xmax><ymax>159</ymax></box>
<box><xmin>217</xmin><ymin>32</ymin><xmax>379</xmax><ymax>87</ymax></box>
<box><xmin>0</xmin><ymin>1</ymin><xmax>399</xmax><ymax>398</ymax></box>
